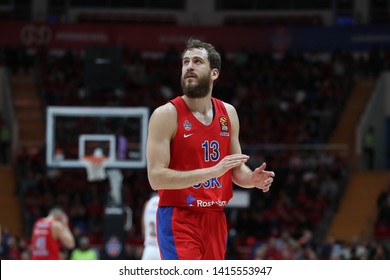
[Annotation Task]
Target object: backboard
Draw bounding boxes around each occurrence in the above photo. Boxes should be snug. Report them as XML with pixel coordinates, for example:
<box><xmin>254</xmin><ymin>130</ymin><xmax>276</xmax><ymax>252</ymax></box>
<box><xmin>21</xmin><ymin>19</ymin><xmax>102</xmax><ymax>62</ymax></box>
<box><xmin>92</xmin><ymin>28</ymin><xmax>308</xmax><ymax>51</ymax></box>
<box><xmin>46</xmin><ymin>106</ymin><xmax>149</xmax><ymax>169</ymax></box>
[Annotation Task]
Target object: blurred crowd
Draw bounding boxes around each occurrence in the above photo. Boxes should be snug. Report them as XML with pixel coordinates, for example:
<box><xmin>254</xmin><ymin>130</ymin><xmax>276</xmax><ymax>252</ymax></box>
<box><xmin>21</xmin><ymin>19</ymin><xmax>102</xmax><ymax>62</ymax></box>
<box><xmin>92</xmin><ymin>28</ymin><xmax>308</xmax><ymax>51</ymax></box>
<box><xmin>1</xmin><ymin>44</ymin><xmax>390</xmax><ymax>259</ymax></box>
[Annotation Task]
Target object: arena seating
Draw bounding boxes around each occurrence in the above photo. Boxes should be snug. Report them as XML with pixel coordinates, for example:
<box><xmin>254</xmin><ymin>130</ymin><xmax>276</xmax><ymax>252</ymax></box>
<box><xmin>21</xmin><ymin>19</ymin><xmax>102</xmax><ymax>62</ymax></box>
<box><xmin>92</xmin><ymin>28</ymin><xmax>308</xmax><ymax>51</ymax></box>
<box><xmin>1</xmin><ymin>44</ymin><xmax>390</xmax><ymax>260</ymax></box>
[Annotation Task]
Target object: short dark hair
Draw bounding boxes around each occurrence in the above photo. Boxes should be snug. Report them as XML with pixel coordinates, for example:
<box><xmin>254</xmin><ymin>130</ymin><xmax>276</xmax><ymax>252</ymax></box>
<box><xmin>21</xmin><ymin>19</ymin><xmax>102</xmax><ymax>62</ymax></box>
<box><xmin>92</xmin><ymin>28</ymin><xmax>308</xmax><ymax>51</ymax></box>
<box><xmin>49</xmin><ymin>207</ymin><xmax>64</xmax><ymax>217</ymax></box>
<box><xmin>183</xmin><ymin>38</ymin><xmax>221</xmax><ymax>72</ymax></box>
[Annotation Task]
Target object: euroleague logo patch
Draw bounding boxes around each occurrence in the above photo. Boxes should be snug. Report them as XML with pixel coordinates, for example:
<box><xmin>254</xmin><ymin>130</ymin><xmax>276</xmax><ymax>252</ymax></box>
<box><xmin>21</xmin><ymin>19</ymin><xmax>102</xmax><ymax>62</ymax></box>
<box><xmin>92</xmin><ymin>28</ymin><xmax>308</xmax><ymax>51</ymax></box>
<box><xmin>219</xmin><ymin>116</ymin><xmax>229</xmax><ymax>136</ymax></box>
<box><xmin>183</xmin><ymin>120</ymin><xmax>192</xmax><ymax>131</ymax></box>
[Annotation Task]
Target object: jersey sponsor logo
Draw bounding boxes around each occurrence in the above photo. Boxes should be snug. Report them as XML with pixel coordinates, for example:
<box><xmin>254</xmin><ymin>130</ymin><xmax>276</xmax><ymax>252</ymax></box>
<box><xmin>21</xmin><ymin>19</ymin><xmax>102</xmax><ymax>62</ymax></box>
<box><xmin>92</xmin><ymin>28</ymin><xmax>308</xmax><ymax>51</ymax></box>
<box><xmin>220</xmin><ymin>132</ymin><xmax>230</xmax><ymax>137</ymax></box>
<box><xmin>184</xmin><ymin>133</ymin><xmax>194</xmax><ymax>138</ymax></box>
<box><xmin>36</xmin><ymin>222</ymin><xmax>50</xmax><ymax>229</ymax></box>
<box><xmin>33</xmin><ymin>229</ymin><xmax>49</xmax><ymax>235</ymax></box>
<box><xmin>186</xmin><ymin>194</ymin><xmax>196</xmax><ymax>206</ymax></box>
<box><xmin>32</xmin><ymin>250</ymin><xmax>49</xmax><ymax>256</ymax></box>
<box><xmin>183</xmin><ymin>120</ymin><xmax>192</xmax><ymax>131</ymax></box>
<box><xmin>219</xmin><ymin>116</ymin><xmax>228</xmax><ymax>132</ymax></box>
<box><xmin>193</xmin><ymin>177</ymin><xmax>221</xmax><ymax>189</ymax></box>
<box><xmin>196</xmin><ymin>199</ymin><xmax>227</xmax><ymax>207</ymax></box>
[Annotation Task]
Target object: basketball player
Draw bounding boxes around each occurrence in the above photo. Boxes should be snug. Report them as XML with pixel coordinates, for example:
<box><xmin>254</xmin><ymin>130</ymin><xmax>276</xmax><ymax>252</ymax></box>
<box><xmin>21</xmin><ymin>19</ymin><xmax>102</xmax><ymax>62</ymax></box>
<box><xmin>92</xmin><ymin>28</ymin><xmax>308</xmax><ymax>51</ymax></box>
<box><xmin>146</xmin><ymin>38</ymin><xmax>275</xmax><ymax>260</ymax></box>
<box><xmin>141</xmin><ymin>193</ymin><xmax>160</xmax><ymax>260</ymax></box>
<box><xmin>31</xmin><ymin>208</ymin><xmax>75</xmax><ymax>260</ymax></box>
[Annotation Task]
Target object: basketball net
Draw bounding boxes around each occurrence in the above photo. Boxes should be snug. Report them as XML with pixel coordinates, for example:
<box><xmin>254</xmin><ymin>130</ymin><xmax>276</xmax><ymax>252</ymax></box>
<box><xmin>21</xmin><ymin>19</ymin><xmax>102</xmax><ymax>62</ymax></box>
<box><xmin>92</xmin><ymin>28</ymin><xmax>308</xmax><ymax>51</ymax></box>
<box><xmin>82</xmin><ymin>155</ymin><xmax>108</xmax><ymax>182</ymax></box>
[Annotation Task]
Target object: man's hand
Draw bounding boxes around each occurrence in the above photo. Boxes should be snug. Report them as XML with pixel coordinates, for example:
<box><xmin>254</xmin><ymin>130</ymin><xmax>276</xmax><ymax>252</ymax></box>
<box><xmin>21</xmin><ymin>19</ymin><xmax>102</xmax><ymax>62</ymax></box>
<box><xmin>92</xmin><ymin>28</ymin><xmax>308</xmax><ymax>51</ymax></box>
<box><xmin>250</xmin><ymin>162</ymin><xmax>275</xmax><ymax>192</ymax></box>
<box><xmin>59</xmin><ymin>213</ymin><xmax>69</xmax><ymax>226</ymax></box>
<box><xmin>214</xmin><ymin>154</ymin><xmax>249</xmax><ymax>177</ymax></box>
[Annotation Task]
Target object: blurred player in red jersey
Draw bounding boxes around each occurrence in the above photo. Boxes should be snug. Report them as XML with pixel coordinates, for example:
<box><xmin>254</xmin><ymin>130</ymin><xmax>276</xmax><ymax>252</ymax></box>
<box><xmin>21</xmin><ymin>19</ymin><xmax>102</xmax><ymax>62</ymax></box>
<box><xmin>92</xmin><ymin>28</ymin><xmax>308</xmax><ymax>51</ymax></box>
<box><xmin>146</xmin><ymin>38</ymin><xmax>275</xmax><ymax>260</ymax></box>
<box><xmin>31</xmin><ymin>208</ymin><xmax>75</xmax><ymax>260</ymax></box>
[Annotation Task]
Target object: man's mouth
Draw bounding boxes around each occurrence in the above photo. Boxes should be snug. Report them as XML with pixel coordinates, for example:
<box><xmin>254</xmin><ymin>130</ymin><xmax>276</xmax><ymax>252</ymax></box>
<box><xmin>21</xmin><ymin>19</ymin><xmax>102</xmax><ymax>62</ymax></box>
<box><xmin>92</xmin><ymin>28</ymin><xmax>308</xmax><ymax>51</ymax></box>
<box><xmin>185</xmin><ymin>73</ymin><xmax>197</xmax><ymax>79</ymax></box>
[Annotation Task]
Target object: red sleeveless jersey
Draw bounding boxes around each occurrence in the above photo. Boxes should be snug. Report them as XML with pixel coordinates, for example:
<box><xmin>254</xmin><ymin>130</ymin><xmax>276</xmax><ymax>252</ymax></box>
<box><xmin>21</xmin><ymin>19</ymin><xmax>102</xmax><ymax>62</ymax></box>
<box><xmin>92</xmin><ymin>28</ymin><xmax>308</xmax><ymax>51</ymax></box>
<box><xmin>158</xmin><ymin>96</ymin><xmax>232</xmax><ymax>210</ymax></box>
<box><xmin>31</xmin><ymin>218</ymin><xmax>61</xmax><ymax>260</ymax></box>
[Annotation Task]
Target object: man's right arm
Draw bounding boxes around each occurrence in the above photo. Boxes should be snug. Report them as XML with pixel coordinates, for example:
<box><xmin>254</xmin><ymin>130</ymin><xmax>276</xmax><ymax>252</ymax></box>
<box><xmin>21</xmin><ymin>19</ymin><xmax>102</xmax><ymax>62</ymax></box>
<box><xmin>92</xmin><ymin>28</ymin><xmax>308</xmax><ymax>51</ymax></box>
<box><xmin>146</xmin><ymin>103</ymin><xmax>249</xmax><ymax>190</ymax></box>
<box><xmin>52</xmin><ymin>221</ymin><xmax>75</xmax><ymax>249</ymax></box>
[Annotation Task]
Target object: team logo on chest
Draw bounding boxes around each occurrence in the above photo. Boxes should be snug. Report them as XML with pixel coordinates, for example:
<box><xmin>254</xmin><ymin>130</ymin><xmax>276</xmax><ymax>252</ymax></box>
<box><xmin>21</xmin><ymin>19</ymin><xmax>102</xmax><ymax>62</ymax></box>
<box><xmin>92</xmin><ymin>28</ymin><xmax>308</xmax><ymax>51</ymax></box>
<box><xmin>219</xmin><ymin>116</ymin><xmax>229</xmax><ymax>136</ymax></box>
<box><xmin>183</xmin><ymin>120</ymin><xmax>192</xmax><ymax>131</ymax></box>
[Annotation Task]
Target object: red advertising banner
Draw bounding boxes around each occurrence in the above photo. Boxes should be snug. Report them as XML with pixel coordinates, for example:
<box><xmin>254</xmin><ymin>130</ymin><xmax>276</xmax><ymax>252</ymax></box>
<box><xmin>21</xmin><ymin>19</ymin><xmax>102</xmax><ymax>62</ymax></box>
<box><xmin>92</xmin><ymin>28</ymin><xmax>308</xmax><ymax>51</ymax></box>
<box><xmin>1</xmin><ymin>21</ymin><xmax>389</xmax><ymax>53</ymax></box>
<box><xmin>0</xmin><ymin>21</ymin><xmax>277</xmax><ymax>52</ymax></box>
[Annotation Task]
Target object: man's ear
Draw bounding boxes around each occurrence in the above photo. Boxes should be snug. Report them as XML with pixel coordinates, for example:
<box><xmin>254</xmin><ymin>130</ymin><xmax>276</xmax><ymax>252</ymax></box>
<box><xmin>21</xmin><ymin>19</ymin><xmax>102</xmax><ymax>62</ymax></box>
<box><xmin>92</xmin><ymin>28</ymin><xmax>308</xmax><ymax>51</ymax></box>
<box><xmin>211</xmin><ymin>68</ymin><xmax>219</xmax><ymax>81</ymax></box>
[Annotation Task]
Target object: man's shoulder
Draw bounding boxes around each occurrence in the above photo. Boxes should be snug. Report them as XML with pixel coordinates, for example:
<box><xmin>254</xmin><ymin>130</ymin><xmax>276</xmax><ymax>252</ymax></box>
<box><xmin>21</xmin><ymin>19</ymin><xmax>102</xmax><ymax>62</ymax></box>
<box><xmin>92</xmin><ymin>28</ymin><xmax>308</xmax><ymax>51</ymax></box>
<box><xmin>220</xmin><ymin>101</ymin><xmax>235</xmax><ymax>113</ymax></box>
<box><xmin>152</xmin><ymin>102</ymin><xmax>177</xmax><ymax>118</ymax></box>
<box><xmin>211</xmin><ymin>97</ymin><xmax>232</xmax><ymax>108</ymax></box>
<box><xmin>158</xmin><ymin>101</ymin><xmax>176</xmax><ymax>110</ymax></box>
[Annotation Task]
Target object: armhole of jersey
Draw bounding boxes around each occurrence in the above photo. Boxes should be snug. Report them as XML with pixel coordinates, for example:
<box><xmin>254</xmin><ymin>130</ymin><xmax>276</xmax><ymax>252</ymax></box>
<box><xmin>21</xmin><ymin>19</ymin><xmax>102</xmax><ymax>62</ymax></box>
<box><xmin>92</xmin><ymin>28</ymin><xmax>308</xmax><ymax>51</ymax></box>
<box><xmin>169</xmin><ymin>99</ymin><xmax>180</xmax><ymax>140</ymax></box>
<box><xmin>213</xmin><ymin>98</ymin><xmax>229</xmax><ymax>121</ymax></box>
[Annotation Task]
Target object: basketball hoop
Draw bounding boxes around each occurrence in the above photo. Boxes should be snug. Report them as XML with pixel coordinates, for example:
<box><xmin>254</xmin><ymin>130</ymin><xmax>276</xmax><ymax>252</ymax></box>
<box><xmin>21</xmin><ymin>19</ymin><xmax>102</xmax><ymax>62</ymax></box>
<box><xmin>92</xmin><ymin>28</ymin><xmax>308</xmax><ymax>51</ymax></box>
<box><xmin>82</xmin><ymin>155</ymin><xmax>108</xmax><ymax>182</ymax></box>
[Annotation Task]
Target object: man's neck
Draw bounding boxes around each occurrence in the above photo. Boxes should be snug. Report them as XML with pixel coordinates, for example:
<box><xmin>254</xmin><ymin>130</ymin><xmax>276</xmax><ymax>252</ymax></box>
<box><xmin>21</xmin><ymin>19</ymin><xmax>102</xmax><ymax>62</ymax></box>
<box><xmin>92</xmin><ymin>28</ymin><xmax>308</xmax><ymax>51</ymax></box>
<box><xmin>182</xmin><ymin>95</ymin><xmax>212</xmax><ymax>114</ymax></box>
<box><xmin>182</xmin><ymin>95</ymin><xmax>214</xmax><ymax>125</ymax></box>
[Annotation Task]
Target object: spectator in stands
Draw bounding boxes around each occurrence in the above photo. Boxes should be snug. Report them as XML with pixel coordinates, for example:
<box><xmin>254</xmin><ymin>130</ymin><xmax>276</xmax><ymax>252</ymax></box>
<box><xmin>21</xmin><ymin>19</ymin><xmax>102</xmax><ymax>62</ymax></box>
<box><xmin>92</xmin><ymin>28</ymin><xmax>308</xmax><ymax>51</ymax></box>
<box><xmin>0</xmin><ymin>226</ymin><xmax>6</xmax><ymax>259</ymax></box>
<box><xmin>70</xmin><ymin>236</ymin><xmax>98</xmax><ymax>260</ymax></box>
<box><xmin>363</xmin><ymin>125</ymin><xmax>375</xmax><ymax>169</ymax></box>
<box><xmin>376</xmin><ymin>181</ymin><xmax>390</xmax><ymax>237</ymax></box>
<box><xmin>377</xmin><ymin>198</ymin><xmax>390</xmax><ymax>229</ymax></box>
<box><xmin>5</xmin><ymin>235</ymin><xmax>21</xmax><ymax>259</ymax></box>
<box><xmin>369</xmin><ymin>241</ymin><xmax>389</xmax><ymax>259</ymax></box>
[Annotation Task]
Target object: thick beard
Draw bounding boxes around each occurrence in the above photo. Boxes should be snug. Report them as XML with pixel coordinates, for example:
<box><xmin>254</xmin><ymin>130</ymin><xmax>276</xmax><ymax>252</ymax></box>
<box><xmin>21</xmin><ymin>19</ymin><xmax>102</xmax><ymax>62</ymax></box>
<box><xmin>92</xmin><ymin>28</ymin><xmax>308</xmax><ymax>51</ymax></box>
<box><xmin>181</xmin><ymin>74</ymin><xmax>211</xmax><ymax>98</ymax></box>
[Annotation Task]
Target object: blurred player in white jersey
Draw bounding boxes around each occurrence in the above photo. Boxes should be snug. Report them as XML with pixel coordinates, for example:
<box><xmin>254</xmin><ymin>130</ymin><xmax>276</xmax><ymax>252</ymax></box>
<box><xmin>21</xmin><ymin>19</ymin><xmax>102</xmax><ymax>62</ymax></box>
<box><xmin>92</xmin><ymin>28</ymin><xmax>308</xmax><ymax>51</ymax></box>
<box><xmin>141</xmin><ymin>193</ymin><xmax>160</xmax><ymax>260</ymax></box>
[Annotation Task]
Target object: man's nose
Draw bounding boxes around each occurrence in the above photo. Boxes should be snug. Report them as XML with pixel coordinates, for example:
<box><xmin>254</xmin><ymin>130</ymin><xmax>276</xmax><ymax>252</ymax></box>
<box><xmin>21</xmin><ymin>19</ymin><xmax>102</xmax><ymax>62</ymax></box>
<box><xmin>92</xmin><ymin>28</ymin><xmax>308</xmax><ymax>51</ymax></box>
<box><xmin>186</xmin><ymin>61</ymin><xmax>194</xmax><ymax>70</ymax></box>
